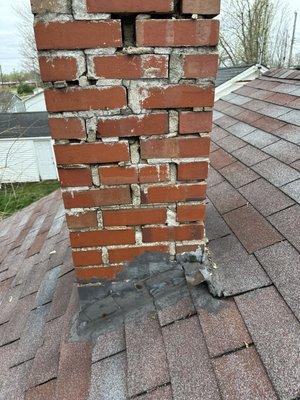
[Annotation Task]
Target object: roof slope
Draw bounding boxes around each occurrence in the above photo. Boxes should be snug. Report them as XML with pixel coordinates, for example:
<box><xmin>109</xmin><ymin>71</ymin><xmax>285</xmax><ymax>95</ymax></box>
<box><xmin>0</xmin><ymin>112</ymin><xmax>50</xmax><ymax>139</ymax></box>
<box><xmin>216</xmin><ymin>65</ymin><xmax>254</xmax><ymax>87</ymax></box>
<box><xmin>0</xmin><ymin>70</ymin><xmax>299</xmax><ymax>399</ymax></box>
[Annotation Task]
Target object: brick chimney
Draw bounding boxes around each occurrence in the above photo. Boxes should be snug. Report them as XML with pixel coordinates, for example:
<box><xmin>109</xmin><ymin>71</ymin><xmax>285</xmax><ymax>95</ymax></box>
<box><xmin>31</xmin><ymin>0</ymin><xmax>220</xmax><ymax>285</ymax></box>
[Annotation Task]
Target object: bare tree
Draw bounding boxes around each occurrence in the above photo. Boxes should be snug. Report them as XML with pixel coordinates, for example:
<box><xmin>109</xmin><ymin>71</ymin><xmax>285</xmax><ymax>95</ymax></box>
<box><xmin>219</xmin><ymin>0</ymin><xmax>291</xmax><ymax>67</ymax></box>
<box><xmin>13</xmin><ymin>1</ymin><xmax>40</xmax><ymax>83</ymax></box>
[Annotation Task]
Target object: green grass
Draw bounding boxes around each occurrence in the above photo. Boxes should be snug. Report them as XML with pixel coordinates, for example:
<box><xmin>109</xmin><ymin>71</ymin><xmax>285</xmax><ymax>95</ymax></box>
<box><xmin>0</xmin><ymin>180</ymin><xmax>60</xmax><ymax>219</ymax></box>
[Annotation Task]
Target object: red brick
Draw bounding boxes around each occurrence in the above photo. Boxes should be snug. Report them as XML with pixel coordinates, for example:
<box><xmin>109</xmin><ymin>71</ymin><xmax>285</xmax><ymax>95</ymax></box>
<box><xmin>49</xmin><ymin>117</ymin><xmax>86</xmax><ymax>140</ymax></box>
<box><xmin>66</xmin><ymin>211</ymin><xmax>98</xmax><ymax>229</ymax></box>
<box><xmin>58</xmin><ymin>168</ymin><xmax>92</xmax><ymax>187</ymax></box>
<box><xmin>183</xmin><ymin>54</ymin><xmax>218</xmax><ymax>78</ymax></box>
<box><xmin>103</xmin><ymin>208</ymin><xmax>167</xmax><ymax>226</ymax></box>
<box><xmin>108</xmin><ymin>245</ymin><xmax>169</xmax><ymax>263</ymax></box>
<box><xmin>72</xmin><ymin>250</ymin><xmax>102</xmax><ymax>267</ymax></box>
<box><xmin>142</xmin><ymin>85</ymin><xmax>214</xmax><ymax>109</ymax></box>
<box><xmin>97</xmin><ymin>113</ymin><xmax>168</xmax><ymax>137</ymax></box>
<box><xmin>76</xmin><ymin>265</ymin><xmax>123</xmax><ymax>282</ymax></box>
<box><xmin>142</xmin><ymin>224</ymin><xmax>204</xmax><ymax>242</ymax></box>
<box><xmin>93</xmin><ymin>54</ymin><xmax>168</xmax><ymax>79</ymax></box>
<box><xmin>54</xmin><ymin>142</ymin><xmax>129</xmax><ymax>164</ymax></box>
<box><xmin>45</xmin><ymin>87</ymin><xmax>127</xmax><ymax>112</ymax></box>
<box><xmin>99</xmin><ymin>165</ymin><xmax>169</xmax><ymax>185</ymax></box>
<box><xmin>136</xmin><ymin>19</ymin><xmax>219</xmax><ymax>47</ymax></box>
<box><xmin>63</xmin><ymin>188</ymin><xmax>131</xmax><ymax>208</ymax></box>
<box><xmin>70</xmin><ymin>229</ymin><xmax>135</xmax><ymax>247</ymax></box>
<box><xmin>99</xmin><ymin>166</ymin><xmax>138</xmax><ymax>185</ymax></box>
<box><xmin>176</xmin><ymin>243</ymin><xmax>199</xmax><ymax>253</ymax></box>
<box><xmin>179</xmin><ymin>112</ymin><xmax>213</xmax><ymax>134</ymax></box>
<box><xmin>141</xmin><ymin>137</ymin><xmax>210</xmax><ymax>159</ymax></box>
<box><xmin>177</xmin><ymin>162</ymin><xmax>209</xmax><ymax>181</ymax></box>
<box><xmin>182</xmin><ymin>0</ymin><xmax>220</xmax><ymax>15</ymax></box>
<box><xmin>87</xmin><ymin>0</ymin><xmax>174</xmax><ymax>12</ymax></box>
<box><xmin>39</xmin><ymin>56</ymin><xmax>78</xmax><ymax>81</ymax></box>
<box><xmin>142</xmin><ymin>184</ymin><xmax>206</xmax><ymax>203</ymax></box>
<box><xmin>139</xmin><ymin>165</ymin><xmax>169</xmax><ymax>183</ymax></box>
<box><xmin>34</xmin><ymin>21</ymin><xmax>122</xmax><ymax>50</ymax></box>
<box><xmin>177</xmin><ymin>204</ymin><xmax>206</xmax><ymax>222</ymax></box>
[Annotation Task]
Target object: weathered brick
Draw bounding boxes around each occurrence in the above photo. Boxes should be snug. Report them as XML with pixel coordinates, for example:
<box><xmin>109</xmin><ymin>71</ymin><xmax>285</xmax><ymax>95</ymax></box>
<box><xmin>142</xmin><ymin>85</ymin><xmax>214</xmax><ymax>109</ymax></box>
<box><xmin>182</xmin><ymin>0</ymin><xmax>220</xmax><ymax>15</ymax></box>
<box><xmin>98</xmin><ymin>113</ymin><xmax>168</xmax><ymax>137</ymax></box>
<box><xmin>34</xmin><ymin>21</ymin><xmax>122</xmax><ymax>50</ymax></box>
<box><xmin>87</xmin><ymin>0</ymin><xmax>174</xmax><ymax>13</ymax></box>
<box><xmin>58</xmin><ymin>168</ymin><xmax>92</xmax><ymax>187</ymax></box>
<box><xmin>99</xmin><ymin>165</ymin><xmax>169</xmax><ymax>185</ymax></box>
<box><xmin>141</xmin><ymin>137</ymin><xmax>210</xmax><ymax>159</ymax></box>
<box><xmin>103</xmin><ymin>208</ymin><xmax>167</xmax><ymax>226</ymax></box>
<box><xmin>66</xmin><ymin>211</ymin><xmax>98</xmax><ymax>229</ymax></box>
<box><xmin>177</xmin><ymin>204</ymin><xmax>206</xmax><ymax>222</ymax></box>
<box><xmin>54</xmin><ymin>142</ymin><xmax>129</xmax><ymax>165</ymax></box>
<box><xmin>39</xmin><ymin>56</ymin><xmax>79</xmax><ymax>82</ymax></box>
<box><xmin>177</xmin><ymin>162</ymin><xmax>209</xmax><ymax>181</ymax></box>
<box><xmin>70</xmin><ymin>229</ymin><xmax>135</xmax><ymax>247</ymax></box>
<box><xmin>108</xmin><ymin>245</ymin><xmax>169</xmax><ymax>263</ymax></box>
<box><xmin>142</xmin><ymin>184</ymin><xmax>206</xmax><ymax>204</ymax></box>
<box><xmin>31</xmin><ymin>0</ymin><xmax>70</xmax><ymax>14</ymax></box>
<box><xmin>72</xmin><ymin>250</ymin><xmax>102</xmax><ymax>267</ymax></box>
<box><xmin>183</xmin><ymin>54</ymin><xmax>218</xmax><ymax>78</ymax></box>
<box><xmin>179</xmin><ymin>112</ymin><xmax>213</xmax><ymax>133</ymax></box>
<box><xmin>93</xmin><ymin>54</ymin><xmax>168</xmax><ymax>79</ymax></box>
<box><xmin>76</xmin><ymin>266</ymin><xmax>123</xmax><ymax>282</ymax></box>
<box><xmin>142</xmin><ymin>224</ymin><xmax>204</xmax><ymax>242</ymax></box>
<box><xmin>48</xmin><ymin>117</ymin><xmax>86</xmax><ymax>140</ymax></box>
<box><xmin>62</xmin><ymin>188</ymin><xmax>131</xmax><ymax>208</ymax></box>
<box><xmin>45</xmin><ymin>87</ymin><xmax>127</xmax><ymax>112</ymax></box>
<box><xmin>136</xmin><ymin>19</ymin><xmax>219</xmax><ymax>47</ymax></box>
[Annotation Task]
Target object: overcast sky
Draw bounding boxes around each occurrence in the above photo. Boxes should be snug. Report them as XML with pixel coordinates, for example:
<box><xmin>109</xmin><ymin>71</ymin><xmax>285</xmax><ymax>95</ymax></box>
<box><xmin>0</xmin><ymin>0</ymin><xmax>300</xmax><ymax>73</ymax></box>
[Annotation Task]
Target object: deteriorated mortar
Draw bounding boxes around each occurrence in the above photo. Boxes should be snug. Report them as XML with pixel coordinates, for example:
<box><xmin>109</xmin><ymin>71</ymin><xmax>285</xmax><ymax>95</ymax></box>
<box><xmin>31</xmin><ymin>0</ymin><xmax>220</xmax><ymax>284</ymax></box>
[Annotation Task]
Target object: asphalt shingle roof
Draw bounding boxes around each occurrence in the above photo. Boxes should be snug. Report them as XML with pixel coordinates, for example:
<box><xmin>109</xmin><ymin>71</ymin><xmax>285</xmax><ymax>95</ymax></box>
<box><xmin>0</xmin><ymin>69</ymin><xmax>299</xmax><ymax>399</ymax></box>
<box><xmin>0</xmin><ymin>112</ymin><xmax>50</xmax><ymax>139</ymax></box>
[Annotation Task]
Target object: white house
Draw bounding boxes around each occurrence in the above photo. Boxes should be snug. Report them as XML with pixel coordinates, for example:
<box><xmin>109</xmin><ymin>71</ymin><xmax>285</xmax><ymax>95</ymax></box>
<box><xmin>0</xmin><ymin>112</ymin><xmax>57</xmax><ymax>183</ymax></box>
<box><xmin>23</xmin><ymin>88</ymin><xmax>47</xmax><ymax>112</ymax></box>
<box><xmin>0</xmin><ymin>92</ymin><xmax>26</xmax><ymax>113</ymax></box>
<box><xmin>215</xmin><ymin>64</ymin><xmax>269</xmax><ymax>100</ymax></box>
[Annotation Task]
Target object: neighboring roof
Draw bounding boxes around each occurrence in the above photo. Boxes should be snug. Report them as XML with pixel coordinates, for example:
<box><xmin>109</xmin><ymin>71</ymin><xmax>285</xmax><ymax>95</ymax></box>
<box><xmin>216</xmin><ymin>65</ymin><xmax>254</xmax><ymax>86</ymax></box>
<box><xmin>0</xmin><ymin>112</ymin><xmax>50</xmax><ymax>139</ymax></box>
<box><xmin>0</xmin><ymin>69</ymin><xmax>299</xmax><ymax>399</ymax></box>
<box><xmin>0</xmin><ymin>91</ymin><xmax>22</xmax><ymax>112</ymax></box>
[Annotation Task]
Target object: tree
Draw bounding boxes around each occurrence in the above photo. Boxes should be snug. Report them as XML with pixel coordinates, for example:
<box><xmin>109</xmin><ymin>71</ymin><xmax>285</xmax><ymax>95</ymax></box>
<box><xmin>13</xmin><ymin>1</ymin><xmax>41</xmax><ymax>84</ymax></box>
<box><xmin>219</xmin><ymin>0</ymin><xmax>291</xmax><ymax>67</ymax></box>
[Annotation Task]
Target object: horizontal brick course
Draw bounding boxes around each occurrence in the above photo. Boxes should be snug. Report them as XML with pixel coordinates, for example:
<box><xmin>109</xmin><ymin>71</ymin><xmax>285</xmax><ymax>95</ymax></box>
<box><xmin>136</xmin><ymin>19</ymin><xmax>219</xmax><ymax>47</ymax></box>
<box><xmin>66</xmin><ymin>211</ymin><xmax>98</xmax><ymax>229</ymax></box>
<box><xmin>97</xmin><ymin>113</ymin><xmax>169</xmax><ymax>137</ymax></box>
<box><xmin>87</xmin><ymin>0</ymin><xmax>174</xmax><ymax>13</ymax></box>
<box><xmin>142</xmin><ymin>85</ymin><xmax>214</xmax><ymax>109</ymax></box>
<box><xmin>39</xmin><ymin>56</ymin><xmax>79</xmax><ymax>82</ymax></box>
<box><xmin>141</xmin><ymin>137</ymin><xmax>210</xmax><ymax>159</ymax></box>
<box><xmin>62</xmin><ymin>188</ymin><xmax>131</xmax><ymax>208</ymax></box>
<box><xmin>45</xmin><ymin>87</ymin><xmax>127</xmax><ymax>112</ymax></box>
<box><xmin>142</xmin><ymin>224</ymin><xmax>204</xmax><ymax>242</ymax></box>
<box><xmin>98</xmin><ymin>165</ymin><xmax>169</xmax><ymax>185</ymax></box>
<box><xmin>108</xmin><ymin>245</ymin><xmax>169</xmax><ymax>263</ymax></box>
<box><xmin>179</xmin><ymin>112</ymin><xmax>213</xmax><ymax>134</ymax></box>
<box><xmin>183</xmin><ymin>54</ymin><xmax>218</xmax><ymax>78</ymax></box>
<box><xmin>103</xmin><ymin>208</ymin><xmax>167</xmax><ymax>226</ymax></box>
<box><xmin>34</xmin><ymin>21</ymin><xmax>122</xmax><ymax>50</ymax></box>
<box><xmin>58</xmin><ymin>168</ymin><xmax>92</xmax><ymax>187</ymax></box>
<box><xmin>49</xmin><ymin>118</ymin><xmax>86</xmax><ymax>140</ymax></box>
<box><xmin>177</xmin><ymin>162</ymin><xmax>209</xmax><ymax>181</ymax></box>
<box><xmin>54</xmin><ymin>142</ymin><xmax>130</xmax><ymax>165</ymax></box>
<box><xmin>70</xmin><ymin>229</ymin><xmax>135</xmax><ymax>247</ymax></box>
<box><xmin>72</xmin><ymin>250</ymin><xmax>103</xmax><ymax>267</ymax></box>
<box><xmin>92</xmin><ymin>54</ymin><xmax>168</xmax><ymax>79</ymax></box>
<box><xmin>182</xmin><ymin>0</ymin><xmax>221</xmax><ymax>15</ymax></box>
<box><xmin>76</xmin><ymin>266</ymin><xmax>123</xmax><ymax>282</ymax></box>
<box><xmin>177</xmin><ymin>204</ymin><xmax>206</xmax><ymax>222</ymax></box>
<box><xmin>142</xmin><ymin>184</ymin><xmax>206</xmax><ymax>204</ymax></box>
